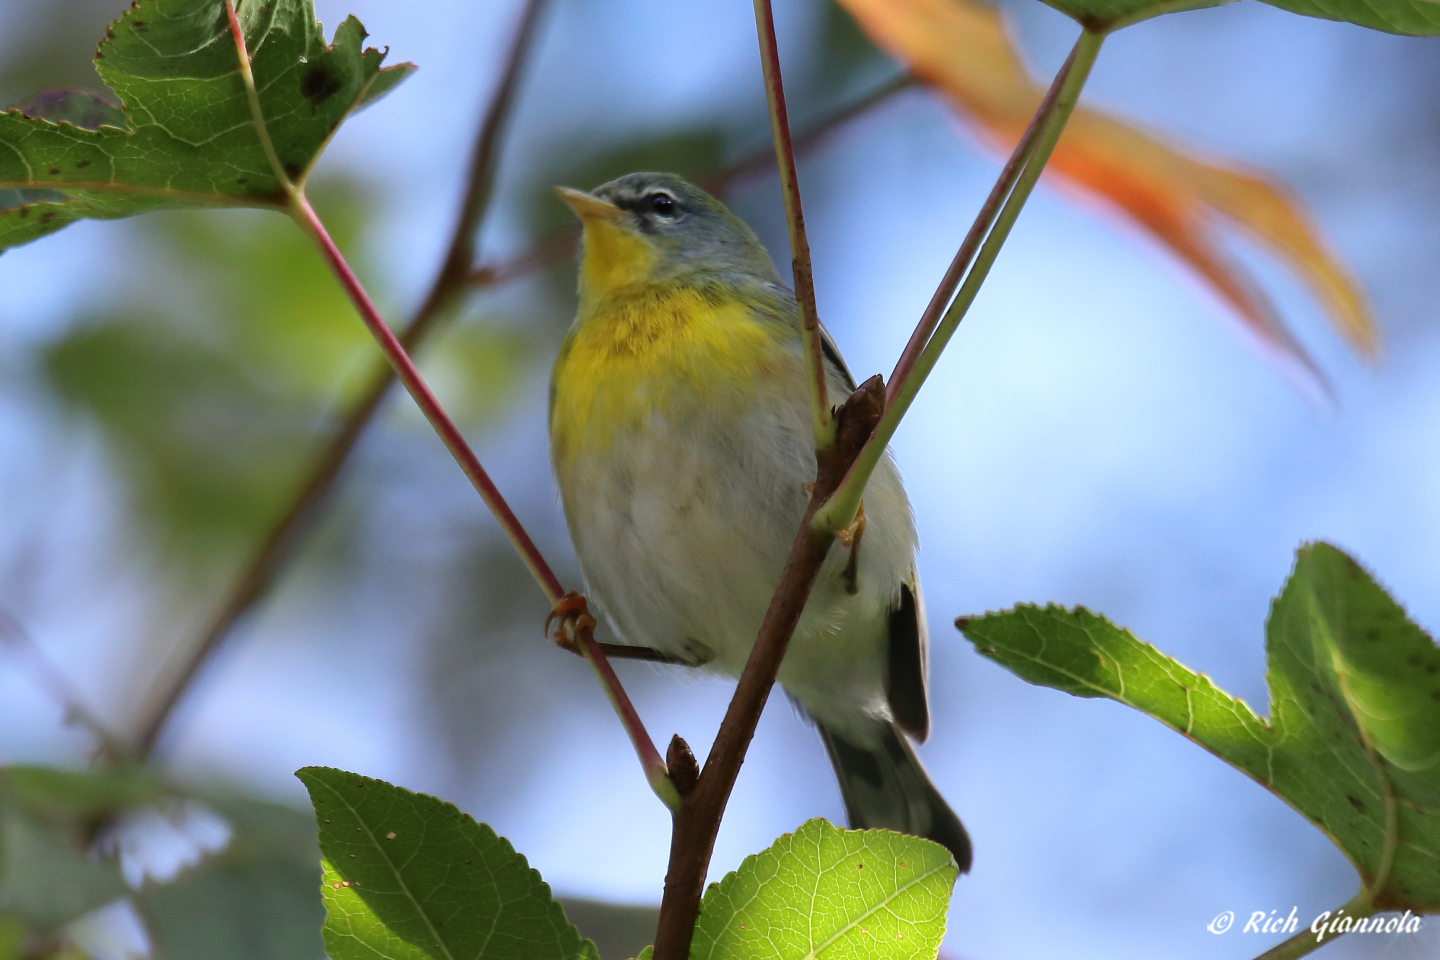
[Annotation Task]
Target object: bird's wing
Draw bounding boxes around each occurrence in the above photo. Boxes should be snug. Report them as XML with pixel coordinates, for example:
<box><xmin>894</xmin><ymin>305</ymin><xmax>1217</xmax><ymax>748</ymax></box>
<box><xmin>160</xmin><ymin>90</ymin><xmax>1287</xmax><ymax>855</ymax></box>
<box><xmin>886</xmin><ymin>578</ymin><xmax>930</xmax><ymax>742</ymax></box>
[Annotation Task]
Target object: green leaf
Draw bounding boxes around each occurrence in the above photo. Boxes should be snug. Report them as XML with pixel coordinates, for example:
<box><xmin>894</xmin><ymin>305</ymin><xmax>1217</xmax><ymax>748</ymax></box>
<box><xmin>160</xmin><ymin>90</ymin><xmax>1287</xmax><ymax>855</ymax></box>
<box><xmin>1258</xmin><ymin>0</ymin><xmax>1440</xmax><ymax>36</ymax></box>
<box><xmin>691</xmin><ymin>819</ymin><xmax>956</xmax><ymax>960</ymax></box>
<box><xmin>320</xmin><ymin>860</ymin><xmax>431</xmax><ymax>960</ymax></box>
<box><xmin>0</xmin><ymin>0</ymin><xmax>414</xmax><ymax>252</ymax></box>
<box><xmin>296</xmin><ymin>767</ymin><xmax>598</xmax><ymax>960</ymax></box>
<box><xmin>1032</xmin><ymin>0</ymin><xmax>1233</xmax><ymax>33</ymax></box>
<box><xmin>0</xmin><ymin>91</ymin><xmax>122</xmax><ymax>214</ymax></box>
<box><xmin>18</xmin><ymin>90</ymin><xmax>128</xmax><ymax>130</ymax></box>
<box><xmin>958</xmin><ymin>542</ymin><xmax>1440</xmax><ymax>911</ymax></box>
<box><xmin>1036</xmin><ymin>0</ymin><xmax>1440</xmax><ymax>36</ymax></box>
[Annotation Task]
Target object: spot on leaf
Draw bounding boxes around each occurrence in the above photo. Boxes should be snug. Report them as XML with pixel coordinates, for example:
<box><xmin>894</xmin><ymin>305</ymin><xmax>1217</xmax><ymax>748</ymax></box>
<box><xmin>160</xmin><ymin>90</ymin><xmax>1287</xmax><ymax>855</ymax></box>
<box><xmin>301</xmin><ymin>64</ymin><xmax>343</xmax><ymax>107</ymax></box>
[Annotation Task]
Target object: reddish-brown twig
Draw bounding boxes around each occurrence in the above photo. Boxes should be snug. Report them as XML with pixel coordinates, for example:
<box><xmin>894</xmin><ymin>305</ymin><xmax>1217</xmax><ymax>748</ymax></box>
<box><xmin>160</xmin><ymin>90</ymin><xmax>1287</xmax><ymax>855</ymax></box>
<box><xmin>752</xmin><ymin>0</ymin><xmax>833</xmax><ymax>449</ymax></box>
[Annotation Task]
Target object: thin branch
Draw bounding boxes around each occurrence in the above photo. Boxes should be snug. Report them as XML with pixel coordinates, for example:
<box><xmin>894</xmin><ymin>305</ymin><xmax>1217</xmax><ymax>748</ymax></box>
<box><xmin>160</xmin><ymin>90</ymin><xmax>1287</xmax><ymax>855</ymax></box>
<box><xmin>576</xmin><ymin>627</ymin><xmax>680</xmax><ymax>811</ymax></box>
<box><xmin>654</xmin><ymin>31</ymin><xmax>1108</xmax><ymax>956</ymax></box>
<box><xmin>289</xmin><ymin>193</ymin><xmax>675</xmax><ymax>804</ymax></box>
<box><xmin>816</xmin><ymin>30</ymin><xmax>1105</xmax><ymax>536</ymax></box>
<box><xmin>422</xmin><ymin>0</ymin><xmax>551</xmax><ymax>305</ymax></box>
<box><xmin>291</xmin><ymin>195</ymin><xmax>563</xmax><ymax>600</ymax></box>
<box><xmin>752</xmin><ymin>0</ymin><xmax>833</xmax><ymax>450</ymax></box>
<box><xmin>133</xmin><ymin>0</ymin><xmax>551</xmax><ymax>758</ymax></box>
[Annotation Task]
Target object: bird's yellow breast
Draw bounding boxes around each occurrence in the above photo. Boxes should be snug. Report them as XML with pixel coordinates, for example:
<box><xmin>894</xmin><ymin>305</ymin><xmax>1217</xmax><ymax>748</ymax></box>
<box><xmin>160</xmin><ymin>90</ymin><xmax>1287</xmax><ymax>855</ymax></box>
<box><xmin>550</xmin><ymin>285</ymin><xmax>784</xmax><ymax>462</ymax></box>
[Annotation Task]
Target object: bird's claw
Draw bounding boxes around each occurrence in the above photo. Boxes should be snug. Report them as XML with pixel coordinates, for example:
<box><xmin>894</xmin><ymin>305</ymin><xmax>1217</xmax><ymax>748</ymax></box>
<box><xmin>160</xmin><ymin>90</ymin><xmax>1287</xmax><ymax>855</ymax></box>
<box><xmin>839</xmin><ymin>502</ymin><xmax>866</xmax><ymax>595</ymax></box>
<box><xmin>546</xmin><ymin>590</ymin><xmax>597</xmax><ymax>652</ymax></box>
<box><xmin>836</xmin><ymin>501</ymin><xmax>866</xmax><ymax>549</ymax></box>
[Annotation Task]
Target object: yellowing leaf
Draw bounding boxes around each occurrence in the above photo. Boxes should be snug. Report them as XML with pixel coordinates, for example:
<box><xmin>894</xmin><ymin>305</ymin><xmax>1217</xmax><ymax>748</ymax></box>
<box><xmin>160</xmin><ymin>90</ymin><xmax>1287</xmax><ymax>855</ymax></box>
<box><xmin>835</xmin><ymin>0</ymin><xmax>1378</xmax><ymax>376</ymax></box>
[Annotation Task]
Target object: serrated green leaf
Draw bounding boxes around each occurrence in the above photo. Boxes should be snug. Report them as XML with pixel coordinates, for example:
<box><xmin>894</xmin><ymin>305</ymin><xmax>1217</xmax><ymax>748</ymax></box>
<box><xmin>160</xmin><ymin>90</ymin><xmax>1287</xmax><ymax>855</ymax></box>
<box><xmin>692</xmin><ymin>819</ymin><xmax>956</xmax><ymax>960</ymax></box>
<box><xmin>0</xmin><ymin>0</ymin><xmax>413</xmax><ymax>252</ymax></box>
<box><xmin>958</xmin><ymin>542</ymin><xmax>1440</xmax><ymax>911</ymax></box>
<box><xmin>297</xmin><ymin>767</ymin><xmax>598</xmax><ymax>960</ymax></box>
<box><xmin>18</xmin><ymin>90</ymin><xmax>127</xmax><ymax>130</ymax></box>
<box><xmin>0</xmin><ymin>91</ymin><xmax>124</xmax><ymax>218</ymax></box>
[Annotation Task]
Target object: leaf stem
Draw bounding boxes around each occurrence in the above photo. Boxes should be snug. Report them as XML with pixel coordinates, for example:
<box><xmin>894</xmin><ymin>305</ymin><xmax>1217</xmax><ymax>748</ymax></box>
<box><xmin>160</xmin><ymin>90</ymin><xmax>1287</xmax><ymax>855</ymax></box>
<box><xmin>752</xmin><ymin>0</ymin><xmax>834</xmax><ymax>451</ymax></box>
<box><xmin>815</xmin><ymin>29</ymin><xmax>1105</xmax><ymax>536</ymax></box>
<box><xmin>1250</xmin><ymin>890</ymin><xmax>1375</xmax><ymax>960</ymax></box>
<box><xmin>223</xmin><ymin>1</ymin><xmax>291</xmax><ymax>193</ymax></box>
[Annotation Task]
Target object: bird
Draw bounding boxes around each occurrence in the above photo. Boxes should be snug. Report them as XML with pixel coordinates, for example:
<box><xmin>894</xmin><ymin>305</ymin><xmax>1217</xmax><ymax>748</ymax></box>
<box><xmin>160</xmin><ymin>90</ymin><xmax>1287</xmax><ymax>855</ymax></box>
<box><xmin>547</xmin><ymin>171</ymin><xmax>971</xmax><ymax>871</ymax></box>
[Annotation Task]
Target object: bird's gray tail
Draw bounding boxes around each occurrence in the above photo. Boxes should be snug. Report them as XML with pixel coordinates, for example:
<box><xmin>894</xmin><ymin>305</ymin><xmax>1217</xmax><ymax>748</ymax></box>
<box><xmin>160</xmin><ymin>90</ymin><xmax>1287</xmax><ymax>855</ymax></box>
<box><xmin>819</xmin><ymin>721</ymin><xmax>972</xmax><ymax>873</ymax></box>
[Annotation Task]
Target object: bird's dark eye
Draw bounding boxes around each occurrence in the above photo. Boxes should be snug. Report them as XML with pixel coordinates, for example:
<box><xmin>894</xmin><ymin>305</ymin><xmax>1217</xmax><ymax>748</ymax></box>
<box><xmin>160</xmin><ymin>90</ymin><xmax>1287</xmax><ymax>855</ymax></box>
<box><xmin>647</xmin><ymin>192</ymin><xmax>678</xmax><ymax>217</ymax></box>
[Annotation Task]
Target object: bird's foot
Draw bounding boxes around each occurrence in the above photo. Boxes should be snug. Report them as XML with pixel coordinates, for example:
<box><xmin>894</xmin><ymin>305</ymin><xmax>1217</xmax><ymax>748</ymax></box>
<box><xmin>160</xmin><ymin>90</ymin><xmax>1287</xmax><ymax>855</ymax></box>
<box><xmin>545</xmin><ymin>590</ymin><xmax>597</xmax><ymax>652</ymax></box>
<box><xmin>836</xmin><ymin>500</ymin><xmax>866</xmax><ymax>549</ymax></box>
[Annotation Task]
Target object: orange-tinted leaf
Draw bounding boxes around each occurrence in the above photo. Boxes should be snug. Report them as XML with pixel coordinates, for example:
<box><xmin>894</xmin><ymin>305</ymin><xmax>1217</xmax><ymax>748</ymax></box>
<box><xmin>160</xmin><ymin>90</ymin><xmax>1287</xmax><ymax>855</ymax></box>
<box><xmin>836</xmin><ymin>0</ymin><xmax>1378</xmax><ymax>377</ymax></box>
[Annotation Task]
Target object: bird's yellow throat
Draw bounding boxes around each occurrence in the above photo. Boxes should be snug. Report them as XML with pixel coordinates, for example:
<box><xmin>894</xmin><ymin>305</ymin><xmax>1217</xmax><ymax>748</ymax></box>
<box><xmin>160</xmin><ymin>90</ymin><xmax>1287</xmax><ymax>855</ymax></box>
<box><xmin>575</xmin><ymin>218</ymin><xmax>658</xmax><ymax>297</ymax></box>
<box><xmin>551</xmin><ymin>222</ymin><xmax>782</xmax><ymax>462</ymax></box>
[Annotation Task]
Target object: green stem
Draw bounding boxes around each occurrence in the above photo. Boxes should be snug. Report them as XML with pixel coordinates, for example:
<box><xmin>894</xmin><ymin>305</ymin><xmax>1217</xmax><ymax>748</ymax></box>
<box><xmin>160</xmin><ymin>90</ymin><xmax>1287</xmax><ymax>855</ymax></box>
<box><xmin>1250</xmin><ymin>890</ymin><xmax>1375</xmax><ymax>960</ymax></box>
<box><xmin>577</xmin><ymin>632</ymin><xmax>681</xmax><ymax>812</ymax></box>
<box><xmin>815</xmin><ymin>28</ymin><xmax>1105</xmax><ymax>535</ymax></box>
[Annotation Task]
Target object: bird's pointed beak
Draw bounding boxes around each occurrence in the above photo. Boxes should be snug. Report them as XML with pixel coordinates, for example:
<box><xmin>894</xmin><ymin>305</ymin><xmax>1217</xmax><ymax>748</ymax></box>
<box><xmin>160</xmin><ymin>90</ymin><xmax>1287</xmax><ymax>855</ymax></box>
<box><xmin>554</xmin><ymin>186</ymin><xmax>625</xmax><ymax>222</ymax></box>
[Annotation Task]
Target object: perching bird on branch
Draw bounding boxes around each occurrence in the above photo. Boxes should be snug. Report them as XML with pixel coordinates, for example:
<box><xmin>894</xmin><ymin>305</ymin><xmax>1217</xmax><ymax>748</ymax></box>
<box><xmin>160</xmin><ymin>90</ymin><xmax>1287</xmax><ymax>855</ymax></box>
<box><xmin>548</xmin><ymin>172</ymin><xmax>971</xmax><ymax>871</ymax></box>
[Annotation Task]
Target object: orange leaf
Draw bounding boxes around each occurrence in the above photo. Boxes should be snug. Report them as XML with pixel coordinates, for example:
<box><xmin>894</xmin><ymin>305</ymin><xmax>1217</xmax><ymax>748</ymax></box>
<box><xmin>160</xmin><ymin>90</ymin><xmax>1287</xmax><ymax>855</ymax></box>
<box><xmin>835</xmin><ymin>0</ymin><xmax>1378</xmax><ymax>379</ymax></box>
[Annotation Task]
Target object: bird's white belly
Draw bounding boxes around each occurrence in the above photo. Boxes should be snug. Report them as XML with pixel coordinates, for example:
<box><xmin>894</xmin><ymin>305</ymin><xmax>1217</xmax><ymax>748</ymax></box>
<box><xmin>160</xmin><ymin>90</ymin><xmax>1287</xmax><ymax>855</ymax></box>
<box><xmin>561</xmin><ymin>388</ymin><xmax>920</xmax><ymax>732</ymax></box>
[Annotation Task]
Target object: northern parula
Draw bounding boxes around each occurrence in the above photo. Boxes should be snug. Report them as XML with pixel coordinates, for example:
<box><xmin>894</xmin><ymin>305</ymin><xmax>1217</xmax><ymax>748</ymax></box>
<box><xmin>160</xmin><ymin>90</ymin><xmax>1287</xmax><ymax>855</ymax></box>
<box><xmin>549</xmin><ymin>172</ymin><xmax>971</xmax><ymax>870</ymax></box>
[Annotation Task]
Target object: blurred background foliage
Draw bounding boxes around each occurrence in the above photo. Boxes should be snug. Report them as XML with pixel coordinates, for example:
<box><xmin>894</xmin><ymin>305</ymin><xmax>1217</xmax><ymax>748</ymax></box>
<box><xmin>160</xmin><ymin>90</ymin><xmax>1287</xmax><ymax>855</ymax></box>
<box><xmin>1</xmin><ymin>0</ymin><xmax>1438</xmax><ymax>958</ymax></box>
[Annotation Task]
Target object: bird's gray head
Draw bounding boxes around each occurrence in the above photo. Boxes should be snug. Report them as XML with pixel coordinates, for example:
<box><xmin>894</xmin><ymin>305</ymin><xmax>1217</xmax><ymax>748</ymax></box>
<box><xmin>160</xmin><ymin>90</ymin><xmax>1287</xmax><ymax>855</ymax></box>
<box><xmin>555</xmin><ymin>172</ymin><xmax>782</xmax><ymax>291</ymax></box>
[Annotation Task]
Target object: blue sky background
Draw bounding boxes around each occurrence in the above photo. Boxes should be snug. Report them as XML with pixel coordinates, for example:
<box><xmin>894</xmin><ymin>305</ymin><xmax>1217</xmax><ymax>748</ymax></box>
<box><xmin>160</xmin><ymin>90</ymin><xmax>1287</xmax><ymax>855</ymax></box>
<box><xmin>2</xmin><ymin>1</ymin><xmax>1438</xmax><ymax>957</ymax></box>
